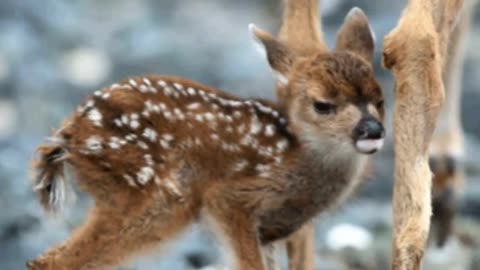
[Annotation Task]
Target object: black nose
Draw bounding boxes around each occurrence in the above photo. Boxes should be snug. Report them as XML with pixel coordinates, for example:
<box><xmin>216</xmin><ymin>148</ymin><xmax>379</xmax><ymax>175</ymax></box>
<box><xmin>354</xmin><ymin>118</ymin><xmax>385</xmax><ymax>140</ymax></box>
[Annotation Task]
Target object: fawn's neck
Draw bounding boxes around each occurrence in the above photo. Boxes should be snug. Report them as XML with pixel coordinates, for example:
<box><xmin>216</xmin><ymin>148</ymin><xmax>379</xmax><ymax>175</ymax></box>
<box><xmin>258</xmin><ymin>138</ymin><xmax>366</xmax><ymax>243</ymax></box>
<box><xmin>293</xmin><ymin>140</ymin><xmax>366</xmax><ymax>204</ymax></box>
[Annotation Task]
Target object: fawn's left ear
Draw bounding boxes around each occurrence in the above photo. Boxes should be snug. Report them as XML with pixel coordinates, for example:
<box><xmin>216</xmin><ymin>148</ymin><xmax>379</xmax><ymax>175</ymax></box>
<box><xmin>249</xmin><ymin>24</ymin><xmax>295</xmax><ymax>85</ymax></box>
<box><xmin>335</xmin><ymin>7</ymin><xmax>375</xmax><ymax>63</ymax></box>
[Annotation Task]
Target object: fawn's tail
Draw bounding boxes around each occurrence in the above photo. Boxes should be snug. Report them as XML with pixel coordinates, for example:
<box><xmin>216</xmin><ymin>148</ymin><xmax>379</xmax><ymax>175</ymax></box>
<box><xmin>31</xmin><ymin>135</ymin><xmax>75</xmax><ymax>214</ymax></box>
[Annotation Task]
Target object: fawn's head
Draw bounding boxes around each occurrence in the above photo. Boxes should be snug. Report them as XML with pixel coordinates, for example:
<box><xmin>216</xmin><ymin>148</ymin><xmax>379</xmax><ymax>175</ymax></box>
<box><xmin>251</xmin><ymin>7</ymin><xmax>385</xmax><ymax>155</ymax></box>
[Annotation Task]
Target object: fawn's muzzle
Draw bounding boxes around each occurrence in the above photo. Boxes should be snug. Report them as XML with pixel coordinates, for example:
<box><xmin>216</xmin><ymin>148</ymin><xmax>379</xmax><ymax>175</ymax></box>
<box><xmin>352</xmin><ymin>118</ymin><xmax>385</xmax><ymax>154</ymax></box>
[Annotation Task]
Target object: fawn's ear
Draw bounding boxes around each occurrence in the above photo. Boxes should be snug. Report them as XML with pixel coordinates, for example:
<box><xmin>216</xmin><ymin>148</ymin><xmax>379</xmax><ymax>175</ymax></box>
<box><xmin>249</xmin><ymin>24</ymin><xmax>295</xmax><ymax>85</ymax></box>
<box><xmin>335</xmin><ymin>7</ymin><xmax>375</xmax><ymax>63</ymax></box>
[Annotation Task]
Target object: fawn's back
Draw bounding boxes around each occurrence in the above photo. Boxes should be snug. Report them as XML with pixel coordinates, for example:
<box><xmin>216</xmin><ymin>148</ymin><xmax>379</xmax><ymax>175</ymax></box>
<box><xmin>33</xmin><ymin>75</ymin><xmax>296</xmax><ymax>211</ymax></box>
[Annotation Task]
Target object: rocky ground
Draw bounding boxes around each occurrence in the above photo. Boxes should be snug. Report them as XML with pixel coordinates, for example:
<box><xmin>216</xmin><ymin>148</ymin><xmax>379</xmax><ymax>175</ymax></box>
<box><xmin>0</xmin><ymin>0</ymin><xmax>479</xmax><ymax>269</ymax></box>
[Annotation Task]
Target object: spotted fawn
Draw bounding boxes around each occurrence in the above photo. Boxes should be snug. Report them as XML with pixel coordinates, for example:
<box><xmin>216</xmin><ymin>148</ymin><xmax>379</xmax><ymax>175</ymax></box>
<box><xmin>28</xmin><ymin>2</ymin><xmax>384</xmax><ymax>270</ymax></box>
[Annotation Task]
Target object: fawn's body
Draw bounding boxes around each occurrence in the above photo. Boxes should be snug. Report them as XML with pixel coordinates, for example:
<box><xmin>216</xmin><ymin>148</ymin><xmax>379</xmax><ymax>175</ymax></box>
<box><xmin>28</xmin><ymin>1</ymin><xmax>384</xmax><ymax>269</ymax></box>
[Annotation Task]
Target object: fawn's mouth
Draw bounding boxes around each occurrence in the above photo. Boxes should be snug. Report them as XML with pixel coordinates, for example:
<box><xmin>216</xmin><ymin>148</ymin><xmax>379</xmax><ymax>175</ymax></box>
<box><xmin>354</xmin><ymin>138</ymin><xmax>384</xmax><ymax>154</ymax></box>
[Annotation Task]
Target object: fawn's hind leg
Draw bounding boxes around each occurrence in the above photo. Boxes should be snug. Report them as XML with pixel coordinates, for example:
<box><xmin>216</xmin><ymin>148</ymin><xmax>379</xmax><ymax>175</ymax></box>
<box><xmin>27</xmin><ymin>194</ymin><xmax>196</xmax><ymax>270</ymax></box>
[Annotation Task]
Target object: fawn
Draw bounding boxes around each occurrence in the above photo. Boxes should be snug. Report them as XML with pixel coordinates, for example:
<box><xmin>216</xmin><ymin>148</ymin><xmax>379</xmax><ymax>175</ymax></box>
<box><xmin>27</xmin><ymin>3</ymin><xmax>383</xmax><ymax>270</ymax></box>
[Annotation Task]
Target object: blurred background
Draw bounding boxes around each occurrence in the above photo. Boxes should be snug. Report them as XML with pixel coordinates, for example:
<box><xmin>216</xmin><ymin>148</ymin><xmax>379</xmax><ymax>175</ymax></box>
<box><xmin>0</xmin><ymin>0</ymin><xmax>479</xmax><ymax>269</ymax></box>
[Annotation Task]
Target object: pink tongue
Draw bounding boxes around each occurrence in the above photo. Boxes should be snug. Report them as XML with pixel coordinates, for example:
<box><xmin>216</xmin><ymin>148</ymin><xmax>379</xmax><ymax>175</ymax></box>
<box><xmin>356</xmin><ymin>139</ymin><xmax>384</xmax><ymax>152</ymax></box>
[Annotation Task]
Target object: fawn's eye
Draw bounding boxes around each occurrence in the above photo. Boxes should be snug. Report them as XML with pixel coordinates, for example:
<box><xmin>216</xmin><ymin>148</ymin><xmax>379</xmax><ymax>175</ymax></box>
<box><xmin>313</xmin><ymin>101</ymin><xmax>336</xmax><ymax>115</ymax></box>
<box><xmin>376</xmin><ymin>100</ymin><xmax>384</xmax><ymax>108</ymax></box>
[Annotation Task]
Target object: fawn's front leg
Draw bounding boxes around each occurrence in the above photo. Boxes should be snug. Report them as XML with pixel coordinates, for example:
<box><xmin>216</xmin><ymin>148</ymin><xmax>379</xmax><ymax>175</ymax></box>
<box><xmin>286</xmin><ymin>222</ymin><xmax>315</xmax><ymax>270</ymax></box>
<box><xmin>205</xmin><ymin>184</ymin><xmax>266</xmax><ymax>270</ymax></box>
<box><xmin>27</xmin><ymin>199</ymin><xmax>194</xmax><ymax>270</ymax></box>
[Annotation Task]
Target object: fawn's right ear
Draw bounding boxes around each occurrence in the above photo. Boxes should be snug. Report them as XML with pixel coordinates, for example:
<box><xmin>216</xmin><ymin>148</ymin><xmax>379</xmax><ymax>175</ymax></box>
<box><xmin>249</xmin><ymin>24</ymin><xmax>295</xmax><ymax>85</ymax></box>
<box><xmin>335</xmin><ymin>7</ymin><xmax>375</xmax><ymax>63</ymax></box>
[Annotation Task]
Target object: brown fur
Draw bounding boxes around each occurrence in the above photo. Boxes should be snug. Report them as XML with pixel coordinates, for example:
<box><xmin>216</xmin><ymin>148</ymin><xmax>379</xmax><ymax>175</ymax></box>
<box><xmin>27</xmin><ymin>2</ymin><xmax>383</xmax><ymax>270</ymax></box>
<box><xmin>382</xmin><ymin>0</ymin><xmax>464</xmax><ymax>269</ymax></box>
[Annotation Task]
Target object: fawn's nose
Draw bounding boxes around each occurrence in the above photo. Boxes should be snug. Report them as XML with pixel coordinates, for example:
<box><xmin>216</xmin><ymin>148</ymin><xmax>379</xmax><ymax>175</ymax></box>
<box><xmin>353</xmin><ymin>118</ymin><xmax>385</xmax><ymax>154</ymax></box>
<box><xmin>354</xmin><ymin>118</ymin><xmax>385</xmax><ymax>140</ymax></box>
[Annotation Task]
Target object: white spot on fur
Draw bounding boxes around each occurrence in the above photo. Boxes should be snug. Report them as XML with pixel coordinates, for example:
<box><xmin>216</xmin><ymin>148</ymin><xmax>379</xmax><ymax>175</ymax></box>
<box><xmin>255</xmin><ymin>102</ymin><xmax>272</xmax><ymax>114</ymax></box>
<box><xmin>250</xmin><ymin>116</ymin><xmax>262</xmax><ymax>134</ymax></box>
<box><xmin>163</xmin><ymin>111</ymin><xmax>174</xmax><ymax>121</ymax></box>
<box><xmin>138</xmin><ymin>84</ymin><xmax>148</xmax><ymax>93</ymax></box>
<box><xmin>109</xmin><ymin>141</ymin><xmax>120</xmax><ymax>149</ymax></box>
<box><xmin>123</xmin><ymin>174</ymin><xmax>137</xmax><ymax>187</ymax></box>
<box><xmin>204</xmin><ymin>112</ymin><xmax>215</xmax><ymax>121</ymax></box>
<box><xmin>159</xmin><ymin>103</ymin><xmax>167</xmax><ymax>111</ymax></box>
<box><xmin>142</xmin><ymin>128</ymin><xmax>158</xmax><ymax>142</ymax></box>
<box><xmin>187</xmin><ymin>87</ymin><xmax>196</xmax><ymax>96</ymax></box>
<box><xmin>130</xmin><ymin>120</ymin><xmax>140</xmax><ymax>129</ymax></box>
<box><xmin>113</xmin><ymin>118</ymin><xmax>123</xmax><ymax>127</ymax></box>
<box><xmin>240</xmin><ymin>134</ymin><xmax>259</xmax><ymax>148</ymax></box>
<box><xmin>162</xmin><ymin>134</ymin><xmax>174</xmax><ymax>141</ymax></box>
<box><xmin>255</xmin><ymin>164</ymin><xmax>271</xmax><ymax>178</ymax></box>
<box><xmin>157</xmin><ymin>80</ymin><xmax>167</xmax><ymax>87</ymax></box>
<box><xmin>121</xmin><ymin>114</ymin><xmax>129</xmax><ymax>124</ymax></box>
<box><xmin>85</xmin><ymin>136</ymin><xmax>103</xmax><ymax>153</ymax></box>
<box><xmin>125</xmin><ymin>134</ymin><xmax>137</xmax><ymax>142</ymax></box>
<box><xmin>144</xmin><ymin>154</ymin><xmax>154</xmax><ymax>166</ymax></box>
<box><xmin>276</xmin><ymin>139</ymin><xmax>289</xmax><ymax>152</ymax></box>
<box><xmin>110</xmin><ymin>83</ymin><xmax>122</xmax><ymax>90</ymax></box>
<box><xmin>87</xmin><ymin>108</ymin><xmax>103</xmax><ymax>127</ymax></box>
<box><xmin>195</xmin><ymin>115</ymin><xmax>204</xmax><ymax>122</ymax></box>
<box><xmin>210</xmin><ymin>134</ymin><xmax>219</xmax><ymax>140</ymax></box>
<box><xmin>265</xmin><ymin>124</ymin><xmax>276</xmax><ymax>137</ymax></box>
<box><xmin>163</xmin><ymin>87</ymin><xmax>173</xmax><ymax>96</ymax></box>
<box><xmin>233</xmin><ymin>160</ymin><xmax>249</xmax><ymax>172</ymax></box>
<box><xmin>137</xmin><ymin>140</ymin><xmax>149</xmax><ymax>150</ymax></box>
<box><xmin>173</xmin><ymin>83</ymin><xmax>184</xmax><ymax>90</ymax></box>
<box><xmin>142</xmin><ymin>110</ymin><xmax>150</xmax><ymax>118</ymax></box>
<box><xmin>258</xmin><ymin>146</ymin><xmax>274</xmax><ymax>157</ymax></box>
<box><xmin>187</xmin><ymin>103</ymin><xmax>201</xmax><ymax>110</ymax></box>
<box><xmin>237</xmin><ymin>124</ymin><xmax>246</xmax><ymax>133</ymax></box>
<box><xmin>160</xmin><ymin>139</ymin><xmax>170</xmax><ymax>149</ymax></box>
<box><xmin>274</xmin><ymin>156</ymin><xmax>283</xmax><ymax>164</ymax></box>
<box><xmin>85</xmin><ymin>100</ymin><xmax>95</xmax><ymax>108</ymax></box>
<box><xmin>164</xmin><ymin>179</ymin><xmax>183</xmax><ymax>199</ymax></box>
<box><xmin>109</xmin><ymin>136</ymin><xmax>123</xmax><ymax>149</ymax></box>
<box><xmin>129</xmin><ymin>79</ymin><xmax>138</xmax><ymax>87</ymax></box>
<box><xmin>137</xmin><ymin>166</ymin><xmax>155</xmax><ymax>185</ymax></box>
<box><xmin>229</xmin><ymin>100</ymin><xmax>243</xmax><ymax>107</ymax></box>
<box><xmin>143</xmin><ymin>78</ymin><xmax>152</xmax><ymax>86</ymax></box>
<box><xmin>194</xmin><ymin>138</ymin><xmax>202</xmax><ymax>145</ymax></box>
